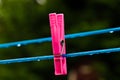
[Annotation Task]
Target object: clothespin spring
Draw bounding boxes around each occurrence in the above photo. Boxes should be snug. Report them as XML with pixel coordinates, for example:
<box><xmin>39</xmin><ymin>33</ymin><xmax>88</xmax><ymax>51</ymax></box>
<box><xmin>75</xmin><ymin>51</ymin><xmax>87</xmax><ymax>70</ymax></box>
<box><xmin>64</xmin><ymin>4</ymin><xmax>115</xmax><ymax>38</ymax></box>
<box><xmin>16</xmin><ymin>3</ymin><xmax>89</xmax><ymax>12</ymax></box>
<box><xmin>54</xmin><ymin>40</ymin><xmax>65</xmax><ymax>57</ymax></box>
<box><xmin>60</xmin><ymin>40</ymin><xmax>65</xmax><ymax>55</ymax></box>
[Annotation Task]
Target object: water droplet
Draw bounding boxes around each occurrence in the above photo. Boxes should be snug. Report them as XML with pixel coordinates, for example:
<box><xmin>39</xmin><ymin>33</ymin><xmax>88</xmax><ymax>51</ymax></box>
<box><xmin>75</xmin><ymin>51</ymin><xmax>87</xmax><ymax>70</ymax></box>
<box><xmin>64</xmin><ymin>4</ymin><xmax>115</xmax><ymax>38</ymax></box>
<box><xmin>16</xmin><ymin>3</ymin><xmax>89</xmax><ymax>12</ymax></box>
<box><xmin>106</xmin><ymin>52</ymin><xmax>110</xmax><ymax>53</ymax></box>
<box><xmin>6</xmin><ymin>62</ymin><xmax>10</xmax><ymax>64</ymax></box>
<box><xmin>109</xmin><ymin>31</ymin><xmax>114</xmax><ymax>33</ymax></box>
<box><xmin>18</xmin><ymin>61</ymin><xmax>22</xmax><ymax>62</ymax></box>
<box><xmin>17</xmin><ymin>44</ymin><xmax>21</xmax><ymax>47</ymax></box>
<box><xmin>95</xmin><ymin>53</ymin><xmax>99</xmax><ymax>55</ymax></box>
<box><xmin>37</xmin><ymin>59</ymin><xmax>40</xmax><ymax>61</ymax></box>
<box><xmin>89</xmin><ymin>54</ymin><xmax>93</xmax><ymax>55</ymax></box>
<box><xmin>36</xmin><ymin>0</ymin><xmax>46</xmax><ymax>5</ymax></box>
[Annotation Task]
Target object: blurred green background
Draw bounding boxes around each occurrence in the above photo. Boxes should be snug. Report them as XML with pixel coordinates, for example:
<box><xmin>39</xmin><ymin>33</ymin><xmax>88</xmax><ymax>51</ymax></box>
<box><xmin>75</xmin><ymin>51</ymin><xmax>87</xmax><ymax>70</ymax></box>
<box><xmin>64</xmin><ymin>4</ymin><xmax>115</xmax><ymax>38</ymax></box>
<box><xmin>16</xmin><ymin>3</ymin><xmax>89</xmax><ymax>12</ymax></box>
<box><xmin>0</xmin><ymin>0</ymin><xmax>120</xmax><ymax>80</ymax></box>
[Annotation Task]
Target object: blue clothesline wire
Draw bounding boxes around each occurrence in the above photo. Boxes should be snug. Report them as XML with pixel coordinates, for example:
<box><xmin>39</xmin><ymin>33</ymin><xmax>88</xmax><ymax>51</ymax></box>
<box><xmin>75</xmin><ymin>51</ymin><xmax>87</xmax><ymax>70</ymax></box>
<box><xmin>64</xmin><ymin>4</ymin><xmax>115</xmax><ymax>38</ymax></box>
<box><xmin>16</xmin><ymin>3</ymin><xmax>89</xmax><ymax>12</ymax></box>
<box><xmin>0</xmin><ymin>47</ymin><xmax>120</xmax><ymax>64</ymax></box>
<box><xmin>0</xmin><ymin>27</ymin><xmax>120</xmax><ymax>48</ymax></box>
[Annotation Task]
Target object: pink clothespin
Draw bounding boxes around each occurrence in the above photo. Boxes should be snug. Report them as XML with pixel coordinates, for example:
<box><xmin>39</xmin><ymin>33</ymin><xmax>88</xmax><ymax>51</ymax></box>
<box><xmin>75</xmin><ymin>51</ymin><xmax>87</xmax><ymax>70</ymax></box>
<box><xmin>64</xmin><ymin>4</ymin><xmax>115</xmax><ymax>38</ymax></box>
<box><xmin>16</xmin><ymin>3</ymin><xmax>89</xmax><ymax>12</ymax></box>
<box><xmin>49</xmin><ymin>13</ymin><xmax>67</xmax><ymax>75</ymax></box>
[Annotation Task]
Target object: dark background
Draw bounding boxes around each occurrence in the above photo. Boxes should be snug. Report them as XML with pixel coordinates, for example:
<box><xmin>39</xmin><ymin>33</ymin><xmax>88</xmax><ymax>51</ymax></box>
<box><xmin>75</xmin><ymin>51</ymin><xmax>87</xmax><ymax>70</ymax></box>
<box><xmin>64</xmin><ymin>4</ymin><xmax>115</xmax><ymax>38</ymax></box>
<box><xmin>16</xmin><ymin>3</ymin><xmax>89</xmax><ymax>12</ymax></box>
<box><xmin>0</xmin><ymin>0</ymin><xmax>120</xmax><ymax>80</ymax></box>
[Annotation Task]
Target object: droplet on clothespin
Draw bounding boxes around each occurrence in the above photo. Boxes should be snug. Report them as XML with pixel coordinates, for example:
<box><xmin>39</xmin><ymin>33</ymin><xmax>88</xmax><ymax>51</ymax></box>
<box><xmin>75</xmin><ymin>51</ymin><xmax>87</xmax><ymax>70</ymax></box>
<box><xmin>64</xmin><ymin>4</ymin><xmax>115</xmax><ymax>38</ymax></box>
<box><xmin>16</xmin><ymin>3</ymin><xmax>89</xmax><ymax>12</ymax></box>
<box><xmin>17</xmin><ymin>44</ymin><xmax>21</xmax><ymax>47</ymax></box>
<box><xmin>109</xmin><ymin>31</ymin><xmax>114</xmax><ymax>33</ymax></box>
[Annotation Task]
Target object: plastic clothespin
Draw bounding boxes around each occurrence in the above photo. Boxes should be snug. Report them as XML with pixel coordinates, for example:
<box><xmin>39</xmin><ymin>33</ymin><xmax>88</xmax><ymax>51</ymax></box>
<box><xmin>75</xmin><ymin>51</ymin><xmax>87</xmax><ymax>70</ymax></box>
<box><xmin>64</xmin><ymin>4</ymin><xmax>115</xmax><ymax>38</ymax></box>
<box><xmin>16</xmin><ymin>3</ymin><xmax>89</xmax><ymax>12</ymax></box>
<box><xmin>49</xmin><ymin>13</ymin><xmax>67</xmax><ymax>75</ymax></box>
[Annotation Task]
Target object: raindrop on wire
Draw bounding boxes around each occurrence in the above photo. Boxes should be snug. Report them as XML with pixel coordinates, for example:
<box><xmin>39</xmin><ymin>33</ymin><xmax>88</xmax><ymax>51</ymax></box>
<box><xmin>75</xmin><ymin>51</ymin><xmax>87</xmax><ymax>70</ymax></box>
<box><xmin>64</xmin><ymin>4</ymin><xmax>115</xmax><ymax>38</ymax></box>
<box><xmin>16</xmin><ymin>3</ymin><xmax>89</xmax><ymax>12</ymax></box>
<box><xmin>109</xmin><ymin>31</ymin><xmax>114</xmax><ymax>33</ymax></box>
<box><xmin>95</xmin><ymin>53</ymin><xmax>99</xmax><ymax>55</ymax></box>
<box><xmin>89</xmin><ymin>54</ymin><xmax>93</xmax><ymax>55</ymax></box>
<box><xmin>17</xmin><ymin>44</ymin><xmax>21</xmax><ymax>47</ymax></box>
<box><xmin>106</xmin><ymin>52</ymin><xmax>111</xmax><ymax>53</ymax></box>
<box><xmin>37</xmin><ymin>59</ymin><xmax>41</xmax><ymax>61</ymax></box>
<box><xmin>6</xmin><ymin>62</ymin><xmax>10</xmax><ymax>64</ymax></box>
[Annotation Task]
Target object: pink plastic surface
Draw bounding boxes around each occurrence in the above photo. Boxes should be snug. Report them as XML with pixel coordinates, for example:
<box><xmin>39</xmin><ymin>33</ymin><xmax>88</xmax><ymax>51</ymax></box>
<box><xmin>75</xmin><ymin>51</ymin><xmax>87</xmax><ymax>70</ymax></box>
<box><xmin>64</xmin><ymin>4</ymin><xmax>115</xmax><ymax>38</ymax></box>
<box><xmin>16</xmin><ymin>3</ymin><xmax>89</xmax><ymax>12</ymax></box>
<box><xmin>49</xmin><ymin>13</ymin><xmax>67</xmax><ymax>75</ymax></box>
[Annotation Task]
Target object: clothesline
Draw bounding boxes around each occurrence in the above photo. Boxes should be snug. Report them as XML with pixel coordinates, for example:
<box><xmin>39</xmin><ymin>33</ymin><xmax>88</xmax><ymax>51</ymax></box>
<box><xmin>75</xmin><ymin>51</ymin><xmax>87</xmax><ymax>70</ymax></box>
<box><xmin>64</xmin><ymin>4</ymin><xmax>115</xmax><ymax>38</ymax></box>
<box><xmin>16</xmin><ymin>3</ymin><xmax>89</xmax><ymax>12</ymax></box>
<box><xmin>0</xmin><ymin>27</ymin><xmax>120</xmax><ymax>48</ymax></box>
<box><xmin>0</xmin><ymin>47</ymin><xmax>120</xmax><ymax>64</ymax></box>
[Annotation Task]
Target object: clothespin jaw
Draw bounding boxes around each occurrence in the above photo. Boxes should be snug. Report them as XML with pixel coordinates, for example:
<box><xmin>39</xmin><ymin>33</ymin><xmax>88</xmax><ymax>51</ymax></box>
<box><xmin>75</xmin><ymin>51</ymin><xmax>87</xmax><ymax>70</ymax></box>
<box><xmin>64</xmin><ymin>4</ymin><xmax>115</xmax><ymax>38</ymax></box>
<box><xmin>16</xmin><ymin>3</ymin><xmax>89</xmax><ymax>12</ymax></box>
<box><xmin>49</xmin><ymin>13</ymin><xmax>67</xmax><ymax>75</ymax></box>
